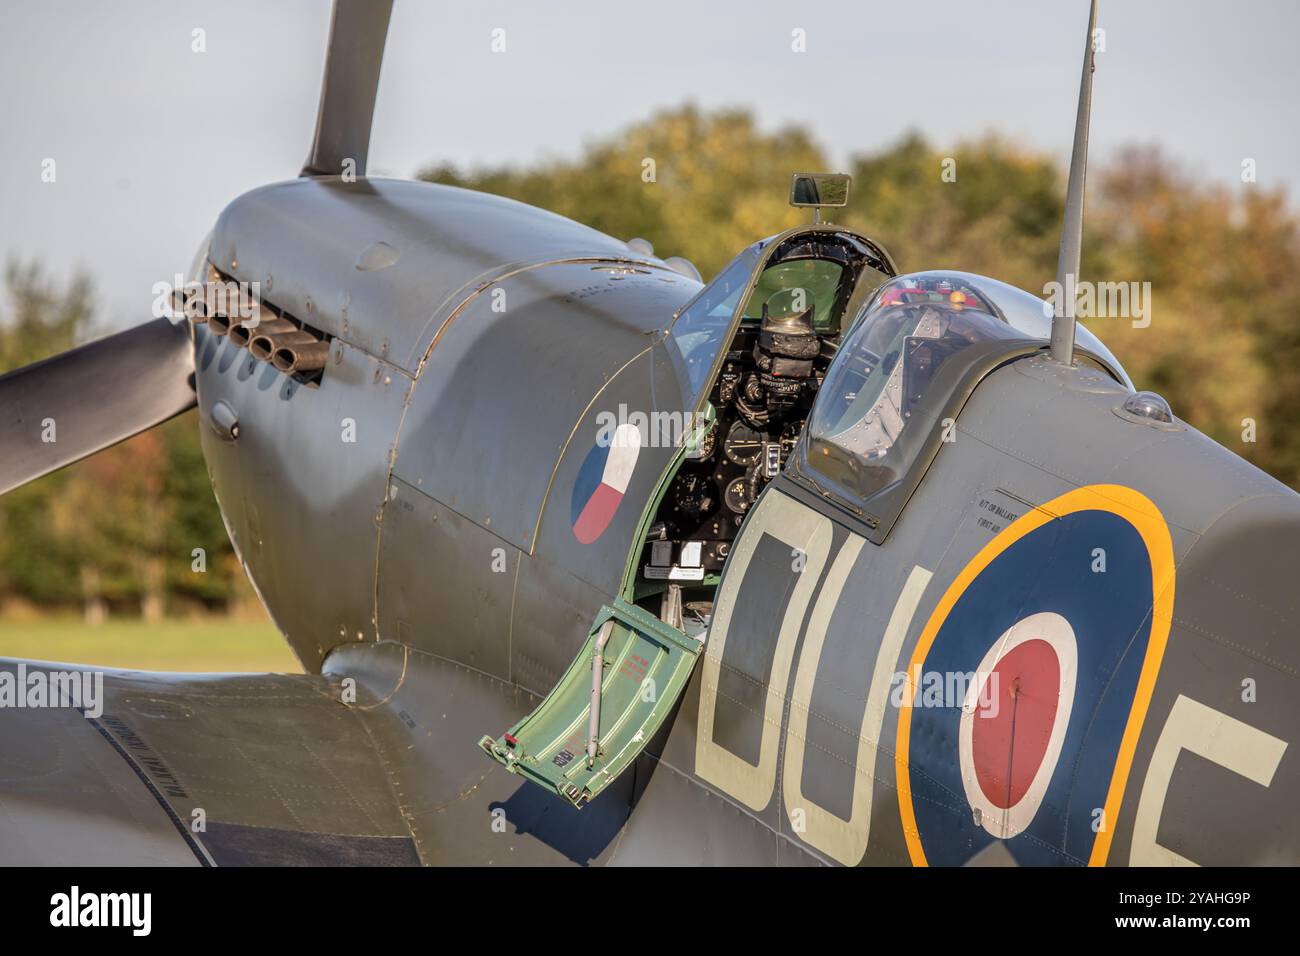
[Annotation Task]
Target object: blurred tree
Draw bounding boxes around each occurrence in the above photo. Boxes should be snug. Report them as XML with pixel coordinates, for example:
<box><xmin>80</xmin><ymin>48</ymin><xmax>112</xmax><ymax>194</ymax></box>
<box><xmin>162</xmin><ymin>415</ymin><xmax>238</xmax><ymax>608</ymax></box>
<box><xmin>422</xmin><ymin>105</ymin><xmax>829</xmax><ymax>280</ymax></box>
<box><xmin>0</xmin><ymin>261</ymin><xmax>239</xmax><ymax>617</ymax></box>
<box><xmin>0</xmin><ymin>471</ymin><xmax>80</xmax><ymax>607</ymax></box>
<box><xmin>1092</xmin><ymin>148</ymin><xmax>1300</xmax><ymax>485</ymax></box>
<box><xmin>424</xmin><ymin>107</ymin><xmax>1300</xmax><ymax>489</ymax></box>
<box><xmin>844</xmin><ymin>131</ymin><xmax>1065</xmax><ymax>289</ymax></box>
<box><xmin>0</xmin><ymin>259</ymin><xmax>91</xmax><ymax>368</ymax></box>
<box><xmin>3</xmin><ymin>107</ymin><xmax>1300</xmax><ymax>622</ymax></box>
<box><xmin>45</xmin><ymin>432</ymin><xmax>162</xmax><ymax>621</ymax></box>
<box><xmin>0</xmin><ymin>260</ymin><xmax>95</xmax><ymax>608</ymax></box>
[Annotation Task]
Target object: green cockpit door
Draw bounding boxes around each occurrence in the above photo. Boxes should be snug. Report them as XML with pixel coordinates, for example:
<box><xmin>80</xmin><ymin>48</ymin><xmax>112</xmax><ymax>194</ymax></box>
<box><xmin>479</xmin><ymin>599</ymin><xmax>703</xmax><ymax>807</ymax></box>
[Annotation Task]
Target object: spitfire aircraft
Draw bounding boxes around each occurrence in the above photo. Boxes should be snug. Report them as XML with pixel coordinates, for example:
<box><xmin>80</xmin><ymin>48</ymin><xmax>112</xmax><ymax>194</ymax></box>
<box><xmin>0</xmin><ymin>0</ymin><xmax>1295</xmax><ymax>867</ymax></box>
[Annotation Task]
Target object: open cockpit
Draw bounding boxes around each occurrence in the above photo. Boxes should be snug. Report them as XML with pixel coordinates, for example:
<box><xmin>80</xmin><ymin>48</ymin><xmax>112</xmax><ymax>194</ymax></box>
<box><xmin>634</xmin><ymin>224</ymin><xmax>896</xmax><ymax>630</ymax></box>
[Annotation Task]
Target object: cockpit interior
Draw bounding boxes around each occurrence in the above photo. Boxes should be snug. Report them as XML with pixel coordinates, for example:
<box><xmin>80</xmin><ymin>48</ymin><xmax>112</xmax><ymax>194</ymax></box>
<box><xmin>634</xmin><ymin>227</ymin><xmax>894</xmax><ymax>632</ymax></box>
<box><xmin>636</xmin><ymin>247</ymin><xmax>1132</xmax><ymax>635</ymax></box>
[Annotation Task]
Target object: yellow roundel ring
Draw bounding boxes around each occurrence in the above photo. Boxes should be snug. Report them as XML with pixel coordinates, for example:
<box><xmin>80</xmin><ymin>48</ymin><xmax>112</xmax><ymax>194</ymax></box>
<box><xmin>894</xmin><ymin>484</ymin><xmax>1176</xmax><ymax>866</ymax></box>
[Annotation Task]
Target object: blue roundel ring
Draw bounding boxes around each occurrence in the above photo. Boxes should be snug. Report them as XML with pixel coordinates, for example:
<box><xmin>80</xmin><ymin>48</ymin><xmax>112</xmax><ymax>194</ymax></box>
<box><xmin>896</xmin><ymin>484</ymin><xmax>1176</xmax><ymax>866</ymax></box>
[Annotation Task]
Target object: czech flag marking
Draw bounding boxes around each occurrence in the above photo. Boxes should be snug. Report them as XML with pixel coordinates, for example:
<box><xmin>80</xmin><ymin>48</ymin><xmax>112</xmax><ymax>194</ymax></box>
<box><xmin>571</xmin><ymin>423</ymin><xmax>642</xmax><ymax>544</ymax></box>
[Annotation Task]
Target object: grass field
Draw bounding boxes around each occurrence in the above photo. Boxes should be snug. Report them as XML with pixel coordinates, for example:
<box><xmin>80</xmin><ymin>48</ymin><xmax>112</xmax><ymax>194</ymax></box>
<box><xmin>0</xmin><ymin>616</ymin><xmax>302</xmax><ymax>673</ymax></box>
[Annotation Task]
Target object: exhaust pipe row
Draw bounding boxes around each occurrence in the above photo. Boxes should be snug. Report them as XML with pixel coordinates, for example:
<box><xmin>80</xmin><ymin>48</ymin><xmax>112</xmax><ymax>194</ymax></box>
<box><xmin>203</xmin><ymin>301</ymin><xmax>330</xmax><ymax>374</ymax></box>
<box><xmin>172</xmin><ymin>278</ymin><xmax>261</xmax><ymax>329</ymax></box>
<box><xmin>198</xmin><ymin>295</ymin><xmax>267</xmax><ymax>340</ymax></box>
<box><xmin>179</xmin><ymin>277</ymin><xmax>330</xmax><ymax>375</ymax></box>
<box><xmin>246</xmin><ymin>318</ymin><xmax>299</xmax><ymax>359</ymax></box>
<box><xmin>246</xmin><ymin>321</ymin><xmax>330</xmax><ymax>374</ymax></box>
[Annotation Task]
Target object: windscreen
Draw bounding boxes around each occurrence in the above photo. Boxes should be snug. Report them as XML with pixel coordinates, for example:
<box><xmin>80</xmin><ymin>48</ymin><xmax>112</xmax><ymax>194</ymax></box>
<box><xmin>743</xmin><ymin>258</ymin><xmax>845</xmax><ymax>332</ymax></box>
<box><xmin>666</xmin><ymin>243</ymin><xmax>764</xmax><ymax>404</ymax></box>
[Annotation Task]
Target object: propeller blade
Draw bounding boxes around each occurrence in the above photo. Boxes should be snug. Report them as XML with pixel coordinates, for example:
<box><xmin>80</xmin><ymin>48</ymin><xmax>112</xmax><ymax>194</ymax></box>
<box><xmin>301</xmin><ymin>0</ymin><xmax>395</xmax><ymax>178</ymax></box>
<box><xmin>1049</xmin><ymin>0</ymin><xmax>1100</xmax><ymax>365</ymax></box>
<box><xmin>0</xmin><ymin>317</ymin><xmax>196</xmax><ymax>496</ymax></box>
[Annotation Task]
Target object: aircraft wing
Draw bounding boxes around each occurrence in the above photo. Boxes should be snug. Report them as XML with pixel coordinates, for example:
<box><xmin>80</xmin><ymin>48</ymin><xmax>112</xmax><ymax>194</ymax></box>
<box><xmin>0</xmin><ymin>659</ymin><xmax>420</xmax><ymax>865</ymax></box>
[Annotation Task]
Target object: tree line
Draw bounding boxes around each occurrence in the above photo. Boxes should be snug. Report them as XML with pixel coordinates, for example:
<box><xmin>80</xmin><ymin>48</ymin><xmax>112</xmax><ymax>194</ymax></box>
<box><xmin>3</xmin><ymin>105</ymin><xmax>1297</xmax><ymax>617</ymax></box>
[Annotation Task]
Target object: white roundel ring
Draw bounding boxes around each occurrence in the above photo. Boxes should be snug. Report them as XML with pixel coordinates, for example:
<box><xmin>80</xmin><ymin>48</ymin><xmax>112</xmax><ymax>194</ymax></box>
<box><xmin>958</xmin><ymin>611</ymin><xmax>1078</xmax><ymax>840</ymax></box>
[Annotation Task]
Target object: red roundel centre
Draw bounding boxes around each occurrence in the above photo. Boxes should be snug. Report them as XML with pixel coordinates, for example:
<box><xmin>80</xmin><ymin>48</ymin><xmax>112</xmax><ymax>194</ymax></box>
<box><xmin>971</xmin><ymin>638</ymin><xmax>1061</xmax><ymax>809</ymax></box>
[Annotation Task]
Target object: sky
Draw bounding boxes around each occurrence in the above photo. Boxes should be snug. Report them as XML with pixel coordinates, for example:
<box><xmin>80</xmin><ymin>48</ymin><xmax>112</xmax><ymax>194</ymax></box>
<box><xmin>1</xmin><ymin>0</ymin><xmax>1297</xmax><ymax>328</ymax></box>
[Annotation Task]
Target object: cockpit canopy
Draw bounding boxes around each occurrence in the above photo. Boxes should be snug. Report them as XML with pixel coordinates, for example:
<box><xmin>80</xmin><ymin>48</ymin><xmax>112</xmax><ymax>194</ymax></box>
<box><xmin>805</xmin><ymin>274</ymin><xmax>1027</xmax><ymax>499</ymax></box>
<box><xmin>797</xmin><ymin>271</ymin><xmax>1132</xmax><ymax>532</ymax></box>
<box><xmin>811</xmin><ymin>274</ymin><xmax>1020</xmax><ymax>461</ymax></box>
<box><xmin>866</xmin><ymin>271</ymin><xmax>1131</xmax><ymax>385</ymax></box>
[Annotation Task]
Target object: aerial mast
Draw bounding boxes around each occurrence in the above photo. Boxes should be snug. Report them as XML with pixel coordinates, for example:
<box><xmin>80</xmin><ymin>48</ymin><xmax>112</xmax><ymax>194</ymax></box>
<box><xmin>1049</xmin><ymin>0</ymin><xmax>1100</xmax><ymax>366</ymax></box>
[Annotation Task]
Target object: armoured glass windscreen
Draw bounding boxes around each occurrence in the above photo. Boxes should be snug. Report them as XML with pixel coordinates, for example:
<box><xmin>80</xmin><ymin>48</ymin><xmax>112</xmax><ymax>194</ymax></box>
<box><xmin>805</xmin><ymin>273</ymin><xmax>1027</xmax><ymax>502</ymax></box>
<box><xmin>743</xmin><ymin>258</ymin><xmax>845</xmax><ymax>332</ymax></box>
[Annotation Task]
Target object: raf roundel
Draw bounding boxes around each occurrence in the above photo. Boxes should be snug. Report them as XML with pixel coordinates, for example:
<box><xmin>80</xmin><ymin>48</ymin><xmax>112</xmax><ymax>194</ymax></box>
<box><xmin>958</xmin><ymin>611</ymin><xmax>1078</xmax><ymax>840</ymax></box>
<box><xmin>571</xmin><ymin>423</ymin><xmax>642</xmax><ymax>544</ymax></box>
<box><xmin>895</xmin><ymin>484</ymin><xmax>1177</xmax><ymax>867</ymax></box>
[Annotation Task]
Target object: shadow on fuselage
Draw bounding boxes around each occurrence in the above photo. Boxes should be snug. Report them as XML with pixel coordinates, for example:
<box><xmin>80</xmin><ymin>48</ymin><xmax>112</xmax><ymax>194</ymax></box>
<box><xmin>488</xmin><ymin>695</ymin><xmax>677</xmax><ymax>865</ymax></box>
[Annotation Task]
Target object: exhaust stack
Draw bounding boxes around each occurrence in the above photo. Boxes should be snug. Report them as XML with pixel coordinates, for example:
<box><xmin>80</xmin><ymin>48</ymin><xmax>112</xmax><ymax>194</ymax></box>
<box><xmin>247</xmin><ymin>320</ymin><xmax>302</xmax><ymax>361</ymax></box>
<box><xmin>228</xmin><ymin>322</ymin><xmax>256</xmax><ymax>349</ymax></box>
<box><xmin>273</xmin><ymin>340</ymin><xmax>331</xmax><ymax>374</ymax></box>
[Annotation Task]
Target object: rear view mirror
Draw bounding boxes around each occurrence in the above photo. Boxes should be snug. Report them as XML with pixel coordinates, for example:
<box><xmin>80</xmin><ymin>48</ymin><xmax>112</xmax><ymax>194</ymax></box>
<box><xmin>789</xmin><ymin>172</ymin><xmax>851</xmax><ymax>208</ymax></box>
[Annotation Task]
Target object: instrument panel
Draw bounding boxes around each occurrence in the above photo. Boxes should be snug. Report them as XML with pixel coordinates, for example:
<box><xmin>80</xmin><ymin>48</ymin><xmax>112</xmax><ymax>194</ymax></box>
<box><xmin>643</xmin><ymin>328</ymin><xmax>832</xmax><ymax>579</ymax></box>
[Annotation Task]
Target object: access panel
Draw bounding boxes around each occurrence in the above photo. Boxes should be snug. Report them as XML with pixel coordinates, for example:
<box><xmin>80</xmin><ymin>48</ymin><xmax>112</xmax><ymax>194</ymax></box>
<box><xmin>479</xmin><ymin>599</ymin><xmax>702</xmax><ymax>807</ymax></box>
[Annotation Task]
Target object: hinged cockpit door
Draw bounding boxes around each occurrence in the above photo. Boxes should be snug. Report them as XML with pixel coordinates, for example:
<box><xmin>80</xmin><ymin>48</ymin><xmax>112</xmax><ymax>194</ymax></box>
<box><xmin>479</xmin><ymin>598</ymin><xmax>703</xmax><ymax>807</ymax></box>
